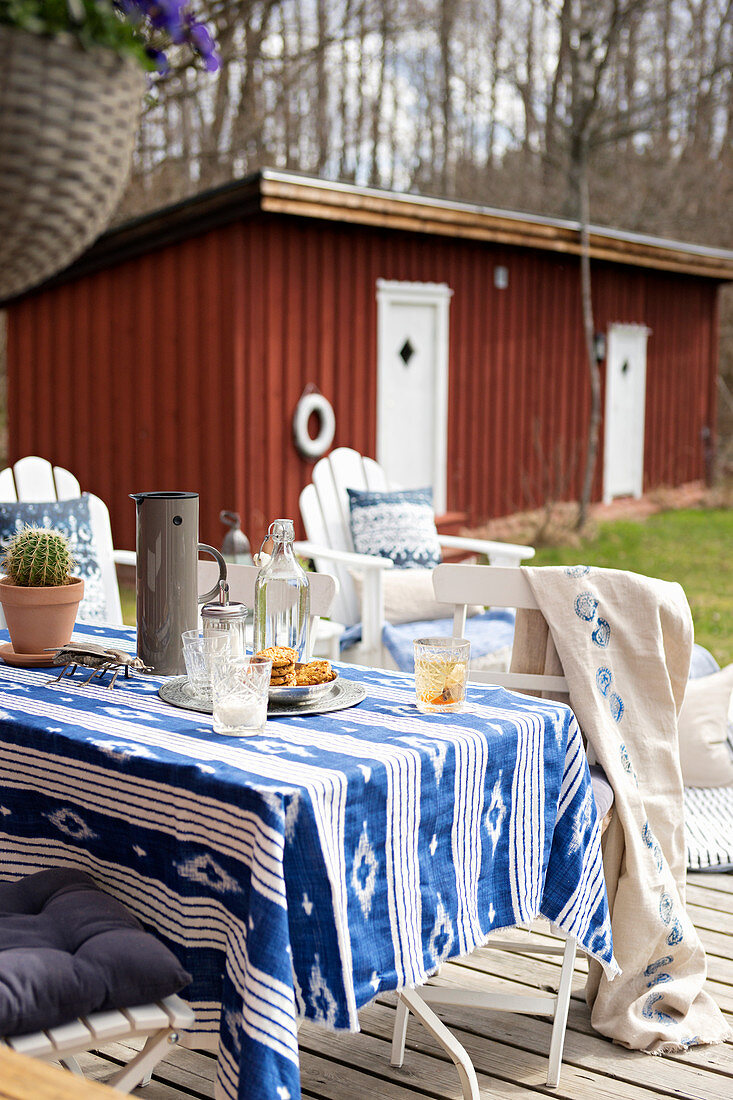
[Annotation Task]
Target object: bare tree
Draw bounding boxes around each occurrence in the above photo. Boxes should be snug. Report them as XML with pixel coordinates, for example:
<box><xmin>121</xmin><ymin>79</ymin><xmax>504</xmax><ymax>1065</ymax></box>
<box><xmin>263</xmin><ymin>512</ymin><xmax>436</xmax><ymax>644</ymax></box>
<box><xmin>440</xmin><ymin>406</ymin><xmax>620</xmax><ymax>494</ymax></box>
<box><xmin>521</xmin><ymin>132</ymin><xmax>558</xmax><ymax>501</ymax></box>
<box><xmin>115</xmin><ymin>0</ymin><xmax>733</xmax><ymax>504</ymax></box>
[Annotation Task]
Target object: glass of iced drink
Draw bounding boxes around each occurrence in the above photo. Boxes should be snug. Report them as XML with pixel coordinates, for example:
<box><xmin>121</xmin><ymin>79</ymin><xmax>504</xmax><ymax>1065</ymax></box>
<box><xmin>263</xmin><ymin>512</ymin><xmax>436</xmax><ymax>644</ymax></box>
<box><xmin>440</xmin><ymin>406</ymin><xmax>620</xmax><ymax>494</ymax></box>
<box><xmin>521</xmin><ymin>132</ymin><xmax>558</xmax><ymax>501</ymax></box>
<box><xmin>413</xmin><ymin>637</ymin><xmax>471</xmax><ymax>714</ymax></box>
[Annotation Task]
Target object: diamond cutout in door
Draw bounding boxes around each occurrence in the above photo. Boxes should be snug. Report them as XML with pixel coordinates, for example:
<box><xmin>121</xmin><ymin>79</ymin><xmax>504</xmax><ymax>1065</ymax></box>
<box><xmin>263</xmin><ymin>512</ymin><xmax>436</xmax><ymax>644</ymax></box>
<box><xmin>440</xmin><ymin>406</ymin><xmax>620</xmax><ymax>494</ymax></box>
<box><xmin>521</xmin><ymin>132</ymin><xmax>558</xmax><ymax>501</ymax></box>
<box><xmin>399</xmin><ymin>339</ymin><xmax>416</xmax><ymax>365</ymax></box>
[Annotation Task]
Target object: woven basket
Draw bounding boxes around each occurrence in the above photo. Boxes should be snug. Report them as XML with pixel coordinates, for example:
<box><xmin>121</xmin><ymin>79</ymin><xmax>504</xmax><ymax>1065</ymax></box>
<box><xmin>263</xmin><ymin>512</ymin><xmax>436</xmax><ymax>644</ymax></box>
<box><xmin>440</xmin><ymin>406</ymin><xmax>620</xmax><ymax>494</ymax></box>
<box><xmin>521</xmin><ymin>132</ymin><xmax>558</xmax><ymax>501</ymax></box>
<box><xmin>0</xmin><ymin>26</ymin><xmax>144</xmax><ymax>304</ymax></box>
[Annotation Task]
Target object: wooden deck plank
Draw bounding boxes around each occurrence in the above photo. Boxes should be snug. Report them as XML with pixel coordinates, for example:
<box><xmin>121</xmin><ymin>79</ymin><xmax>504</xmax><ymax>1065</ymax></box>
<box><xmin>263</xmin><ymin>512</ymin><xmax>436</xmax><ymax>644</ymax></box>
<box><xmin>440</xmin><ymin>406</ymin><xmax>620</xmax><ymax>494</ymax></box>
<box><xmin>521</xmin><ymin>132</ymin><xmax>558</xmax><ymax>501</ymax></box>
<box><xmin>354</xmin><ymin>1003</ymin><xmax>726</xmax><ymax>1100</ymax></box>
<box><xmin>23</xmin><ymin>869</ymin><xmax>733</xmax><ymax>1100</ymax></box>
<box><xmin>365</xmin><ymin>997</ymin><xmax>733</xmax><ymax>1100</ymax></box>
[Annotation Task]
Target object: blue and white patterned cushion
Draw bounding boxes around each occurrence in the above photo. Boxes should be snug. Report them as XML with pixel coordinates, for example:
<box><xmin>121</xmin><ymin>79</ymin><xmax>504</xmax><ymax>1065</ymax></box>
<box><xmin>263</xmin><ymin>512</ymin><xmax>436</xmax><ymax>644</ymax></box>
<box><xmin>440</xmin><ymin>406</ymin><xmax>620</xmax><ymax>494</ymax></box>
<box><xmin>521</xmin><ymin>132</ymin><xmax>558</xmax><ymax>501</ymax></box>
<box><xmin>0</xmin><ymin>495</ymin><xmax>106</xmax><ymax>623</ymax></box>
<box><xmin>382</xmin><ymin>608</ymin><xmax>516</xmax><ymax>673</ymax></box>
<box><xmin>347</xmin><ymin>487</ymin><xmax>442</xmax><ymax>569</ymax></box>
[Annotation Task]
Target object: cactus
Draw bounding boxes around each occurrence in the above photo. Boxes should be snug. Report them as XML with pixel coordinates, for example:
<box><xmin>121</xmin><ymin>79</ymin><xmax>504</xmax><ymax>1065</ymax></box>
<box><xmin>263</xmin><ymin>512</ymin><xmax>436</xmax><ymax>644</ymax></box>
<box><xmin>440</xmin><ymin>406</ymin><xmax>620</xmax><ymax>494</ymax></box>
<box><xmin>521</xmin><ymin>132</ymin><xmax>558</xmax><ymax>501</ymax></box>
<box><xmin>2</xmin><ymin>526</ymin><xmax>75</xmax><ymax>587</ymax></box>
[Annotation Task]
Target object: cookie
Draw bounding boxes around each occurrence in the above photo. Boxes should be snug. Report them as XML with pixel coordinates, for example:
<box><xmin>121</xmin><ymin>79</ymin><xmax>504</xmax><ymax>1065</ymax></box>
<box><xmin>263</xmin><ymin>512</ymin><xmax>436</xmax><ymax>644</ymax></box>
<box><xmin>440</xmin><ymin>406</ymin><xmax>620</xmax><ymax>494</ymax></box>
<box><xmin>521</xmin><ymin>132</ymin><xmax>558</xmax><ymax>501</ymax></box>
<box><xmin>255</xmin><ymin>646</ymin><xmax>298</xmax><ymax>670</ymax></box>
<box><xmin>269</xmin><ymin>665</ymin><xmax>295</xmax><ymax>679</ymax></box>
<box><xmin>295</xmin><ymin>660</ymin><xmax>334</xmax><ymax>686</ymax></box>
<box><xmin>270</xmin><ymin>672</ymin><xmax>296</xmax><ymax>687</ymax></box>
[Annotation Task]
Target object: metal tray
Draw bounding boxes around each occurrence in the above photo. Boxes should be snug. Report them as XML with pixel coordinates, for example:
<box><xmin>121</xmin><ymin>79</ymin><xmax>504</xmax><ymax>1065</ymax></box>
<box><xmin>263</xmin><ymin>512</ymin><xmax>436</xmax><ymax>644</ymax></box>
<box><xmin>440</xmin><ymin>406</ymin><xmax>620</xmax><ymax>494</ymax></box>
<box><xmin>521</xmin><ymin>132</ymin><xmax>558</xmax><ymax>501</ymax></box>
<box><xmin>159</xmin><ymin>675</ymin><xmax>366</xmax><ymax>718</ymax></box>
<box><xmin>268</xmin><ymin>667</ymin><xmax>339</xmax><ymax>705</ymax></box>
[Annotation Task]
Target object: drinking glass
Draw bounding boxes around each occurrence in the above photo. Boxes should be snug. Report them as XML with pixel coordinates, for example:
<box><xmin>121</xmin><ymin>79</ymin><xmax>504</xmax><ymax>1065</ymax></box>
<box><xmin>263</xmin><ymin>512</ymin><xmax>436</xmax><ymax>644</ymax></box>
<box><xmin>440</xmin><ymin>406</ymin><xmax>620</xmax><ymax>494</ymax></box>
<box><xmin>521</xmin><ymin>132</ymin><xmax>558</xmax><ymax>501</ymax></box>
<box><xmin>181</xmin><ymin>630</ymin><xmax>230</xmax><ymax>697</ymax></box>
<box><xmin>413</xmin><ymin>637</ymin><xmax>471</xmax><ymax>714</ymax></box>
<box><xmin>211</xmin><ymin>654</ymin><xmax>273</xmax><ymax>735</ymax></box>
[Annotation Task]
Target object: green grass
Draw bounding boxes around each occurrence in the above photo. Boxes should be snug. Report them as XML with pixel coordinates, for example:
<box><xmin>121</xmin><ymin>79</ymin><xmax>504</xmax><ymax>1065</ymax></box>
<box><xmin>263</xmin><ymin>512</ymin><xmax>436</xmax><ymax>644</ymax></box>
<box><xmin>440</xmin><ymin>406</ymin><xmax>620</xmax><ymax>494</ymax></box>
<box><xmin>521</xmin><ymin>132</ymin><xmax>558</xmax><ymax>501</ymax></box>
<box><xmin>117</xmin><ymin>507</ymin><xmax>733</xmax><ymax>665</ymax></box>
<box><xmin>531</xmin><ymin>508</ymin><xmax>733</xmax><ymax>666</ymax></box>
<box><xmin>120</xmin><ymin>583</ymin><xmax>136</xmax><ymax>626</ymax></box>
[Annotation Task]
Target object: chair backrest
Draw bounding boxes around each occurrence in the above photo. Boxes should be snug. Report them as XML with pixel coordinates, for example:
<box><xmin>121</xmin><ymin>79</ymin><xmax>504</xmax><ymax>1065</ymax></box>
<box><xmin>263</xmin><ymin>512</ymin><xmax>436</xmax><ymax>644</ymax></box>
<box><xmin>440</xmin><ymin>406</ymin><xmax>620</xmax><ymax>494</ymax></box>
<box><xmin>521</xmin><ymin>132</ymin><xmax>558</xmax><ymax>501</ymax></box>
<box><xmin>299</xmin><ymin>447</ymin><xmax>389</xmax><ymax>626</ymax></box>
<box><xmin>432</xmin><ymin>563</ymin><xmax>568</xmax><ymax>694</ymax></box>
<box><xmin>197</xmin><ymin>561</ymin><xmax>338</xmax><ymax>660</ymax></box>
<box><xmin>0</xmin><ymin>456</ymin><xmax>122</xmax><ymax>624</ymax></box>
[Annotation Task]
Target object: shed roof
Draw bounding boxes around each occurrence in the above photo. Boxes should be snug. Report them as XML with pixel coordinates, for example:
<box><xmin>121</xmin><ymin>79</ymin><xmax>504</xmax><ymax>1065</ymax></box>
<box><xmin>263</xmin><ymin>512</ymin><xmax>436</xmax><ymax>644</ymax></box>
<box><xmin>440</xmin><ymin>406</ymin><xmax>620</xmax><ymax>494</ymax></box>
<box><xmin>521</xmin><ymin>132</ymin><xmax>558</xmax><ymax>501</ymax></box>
<box><xmin>14</xmin><ymin>168</ymin><xmax>733</xmax><ymax>294</ymax></box>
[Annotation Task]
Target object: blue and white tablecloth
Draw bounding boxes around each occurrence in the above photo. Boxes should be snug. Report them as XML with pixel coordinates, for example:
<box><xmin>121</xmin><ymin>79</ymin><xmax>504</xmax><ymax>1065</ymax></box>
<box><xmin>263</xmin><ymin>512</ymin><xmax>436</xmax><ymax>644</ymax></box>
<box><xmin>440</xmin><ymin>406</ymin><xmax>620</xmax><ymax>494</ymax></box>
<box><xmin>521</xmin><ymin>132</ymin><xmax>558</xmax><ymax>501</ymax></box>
<box><xmin>0</xmin><ymin>623</ymin><xmax>616</xmax><ymax>1100</ymax></box>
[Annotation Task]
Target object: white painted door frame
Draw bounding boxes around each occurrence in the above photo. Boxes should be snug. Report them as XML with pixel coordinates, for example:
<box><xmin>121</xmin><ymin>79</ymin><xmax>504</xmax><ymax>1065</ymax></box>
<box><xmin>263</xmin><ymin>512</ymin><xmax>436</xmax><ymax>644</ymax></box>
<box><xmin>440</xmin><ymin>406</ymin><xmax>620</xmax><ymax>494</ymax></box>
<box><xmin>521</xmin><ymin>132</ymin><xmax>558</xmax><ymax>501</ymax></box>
<box><xmin>603</xmin><ymin>322</ymin><xmax>651</xmax><ymax>503</ymax></box>
<box><xmin>376</xmin><ymin>279</ymin><xmax>453</xmax><ymax>513</ymax></box>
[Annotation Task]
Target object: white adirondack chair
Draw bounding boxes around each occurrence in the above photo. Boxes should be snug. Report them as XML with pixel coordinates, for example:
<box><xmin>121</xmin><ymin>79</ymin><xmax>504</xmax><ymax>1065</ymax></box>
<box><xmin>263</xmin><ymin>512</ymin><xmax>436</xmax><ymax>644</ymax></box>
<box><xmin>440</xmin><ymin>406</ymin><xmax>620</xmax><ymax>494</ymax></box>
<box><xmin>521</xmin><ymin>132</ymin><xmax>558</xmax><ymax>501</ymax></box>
<box><xmin>197</xmin><ymin>560</ymin><xmax>338</xmax><ymax>660</ymax></box>
<box><xmin>1</xmin><ymin>994</ymin><xmax>194</xmax><ymax>1093</ymax></box>
<box><xmin>296</xmin><ymin>448</ymin><xmax>535</xmax><ymax>666</ymax></box>
<box><xmin>391</xmin><ymin>563</ymin><xmax>605</xmax><ymax>1097</ymax></box>
<box><xmin>0</xmin><ymin>456</ymin><xmax>134</xmax><ymax>624</ymax></box>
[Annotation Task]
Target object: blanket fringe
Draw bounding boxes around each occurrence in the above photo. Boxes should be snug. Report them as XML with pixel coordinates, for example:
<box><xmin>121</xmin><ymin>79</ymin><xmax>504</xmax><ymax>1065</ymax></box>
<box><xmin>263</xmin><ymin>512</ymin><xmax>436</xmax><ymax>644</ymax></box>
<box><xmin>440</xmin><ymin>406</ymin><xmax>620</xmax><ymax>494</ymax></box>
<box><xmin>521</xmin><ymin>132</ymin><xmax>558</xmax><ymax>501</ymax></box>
<box><xmin>633</xmin><ymin>1030</ymin><xmax>733</xmax><ymax>1056</ymax></box>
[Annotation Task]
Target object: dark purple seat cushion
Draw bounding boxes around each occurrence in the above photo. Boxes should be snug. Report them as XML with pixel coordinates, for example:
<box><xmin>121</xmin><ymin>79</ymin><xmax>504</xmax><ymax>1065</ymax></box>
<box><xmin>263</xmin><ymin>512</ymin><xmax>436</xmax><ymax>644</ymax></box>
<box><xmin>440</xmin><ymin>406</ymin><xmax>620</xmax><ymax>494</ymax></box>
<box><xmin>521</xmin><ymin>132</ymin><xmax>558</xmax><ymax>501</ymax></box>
<box><xmin>0</xmin><ymin>868</ymin><xmax>191</xmax><ymax>1037</ymax></box>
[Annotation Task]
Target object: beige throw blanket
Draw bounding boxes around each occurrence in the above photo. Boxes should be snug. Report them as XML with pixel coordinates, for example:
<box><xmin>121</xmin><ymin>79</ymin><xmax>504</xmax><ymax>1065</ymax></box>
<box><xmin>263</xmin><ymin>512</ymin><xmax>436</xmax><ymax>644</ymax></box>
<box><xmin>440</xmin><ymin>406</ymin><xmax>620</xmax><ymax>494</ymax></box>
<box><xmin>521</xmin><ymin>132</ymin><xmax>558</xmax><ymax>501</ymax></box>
<box><xmin>517</xmin><ymin>565</ymin><xmax>731</xmax><ymax>1053</ymax></box>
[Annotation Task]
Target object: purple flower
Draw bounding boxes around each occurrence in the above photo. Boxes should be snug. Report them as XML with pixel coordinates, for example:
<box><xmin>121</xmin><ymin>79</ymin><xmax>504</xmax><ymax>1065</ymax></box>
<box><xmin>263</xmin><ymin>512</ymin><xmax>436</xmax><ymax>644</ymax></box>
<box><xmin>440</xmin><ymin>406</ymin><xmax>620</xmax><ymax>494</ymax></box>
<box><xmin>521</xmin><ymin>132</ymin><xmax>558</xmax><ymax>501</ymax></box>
<box><xmin>144</xmin><ymin>46</ymin><xmax>169</xmax><ymax>74</ymax></box>
<box><xmin>189</xmin><ymin>22</ymin><xmax>218</xmax><ymax>71</ymax></box>
<box><xmin>113</xmin><ymin>0</ymin><xmax>220</xmax><ymax>72</ymax></box>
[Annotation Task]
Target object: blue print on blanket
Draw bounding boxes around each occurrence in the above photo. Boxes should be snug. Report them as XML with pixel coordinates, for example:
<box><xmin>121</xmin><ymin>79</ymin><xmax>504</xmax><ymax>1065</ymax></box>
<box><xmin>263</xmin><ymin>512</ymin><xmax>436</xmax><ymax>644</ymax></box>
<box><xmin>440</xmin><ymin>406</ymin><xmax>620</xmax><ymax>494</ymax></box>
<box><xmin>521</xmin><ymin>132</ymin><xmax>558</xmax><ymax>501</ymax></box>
<box><xmin>659</xmin><ymin>892</ymin><xmax>674</xmax><ymax>925</ymax></box>
<box><xmin>565</xmin><ymin>565</ymin><xmax>591</xmax><ymax>577</ymax></box>
<box><xmin>596</xmin><ymin>667</ymin><xmax>613</xmax><ymax>696</ymax></box>
<box><xmin>642</xmin><ymin>822</ymin><xmax>663</xmax><ymax>872</ymax></box>
<box><xmin>608</xmin><ymin>692</ymin><xmax>624</xmax><ymax>722</ymax></box>
<box><xmin>591</xmin><ymin>617</ymin><xmax>611</xmax><ymax>647</ymax></box>
<box><xmin>574</xmin><ymin>592</ymin><xmax>599</xmax><ymax>621</ymax></box>
<box><xmin>642</xmin><ymin>991</ymin><xmax>676</xmax><ymax>1026</ymax></box>
<box><xmin>647</xmin><ymin>972</ymin><xmax>672</xmax><ymax>988</ymax></box>
<box><xmin>667</xmin><ymin>918</ymin><xmax>683</xmax><ymax>946</ymax></box>
<box><xmin>619</xmin><ymin>743</ymin><xmax>636</xmax><ymax>779</ymax></box>
<box><xmin>645</xmin><ymin>956</ymin><xmax>673</xmax><ymax>976</ymax></box>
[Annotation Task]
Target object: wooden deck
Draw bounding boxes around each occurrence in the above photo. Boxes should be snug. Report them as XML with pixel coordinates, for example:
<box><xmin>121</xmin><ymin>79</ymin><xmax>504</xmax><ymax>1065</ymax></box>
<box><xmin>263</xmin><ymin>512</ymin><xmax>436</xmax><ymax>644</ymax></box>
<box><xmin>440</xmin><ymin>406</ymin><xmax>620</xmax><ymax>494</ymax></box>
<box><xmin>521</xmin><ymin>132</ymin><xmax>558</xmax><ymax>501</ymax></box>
<box><xmin>75</xmin><ymin>872</ymin><xmax>733</xmax><ymax>1100</ymax></box>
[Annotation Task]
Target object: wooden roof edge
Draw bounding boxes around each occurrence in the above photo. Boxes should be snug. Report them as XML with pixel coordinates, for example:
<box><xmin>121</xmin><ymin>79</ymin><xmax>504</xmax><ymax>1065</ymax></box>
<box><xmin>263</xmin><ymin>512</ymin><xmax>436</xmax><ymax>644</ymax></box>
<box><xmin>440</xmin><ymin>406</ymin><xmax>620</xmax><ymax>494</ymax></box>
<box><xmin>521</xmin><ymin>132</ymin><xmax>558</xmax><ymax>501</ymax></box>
<box><xmin>259</xmin><ymin>172</ymin><xmax>733</xmax><ymax>280</ymax></box>
<box><xmin>3</xmin><ymin>168</ymin><xmax>731</xmax><ymax>305</ymax></box>
<box><xmin>260</xmin><ymin>191</ymin><xmax>733</xmax><ymax>279</ymax></box>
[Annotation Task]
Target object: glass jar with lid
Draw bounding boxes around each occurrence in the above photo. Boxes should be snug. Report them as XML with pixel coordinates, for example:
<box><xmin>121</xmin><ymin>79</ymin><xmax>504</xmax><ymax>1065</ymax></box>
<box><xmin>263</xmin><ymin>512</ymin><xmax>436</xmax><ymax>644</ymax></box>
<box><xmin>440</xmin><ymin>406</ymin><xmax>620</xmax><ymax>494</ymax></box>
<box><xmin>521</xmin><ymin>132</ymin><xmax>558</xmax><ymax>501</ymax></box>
<box><xmin>201</xmin><ymin>581</ymin><xmax>248</xmax><ymax>659</ymax></box>
<box><xmin>253</xmin><ymin>519</ymin><xmax>310</xmax><ymax>659</ymax></box>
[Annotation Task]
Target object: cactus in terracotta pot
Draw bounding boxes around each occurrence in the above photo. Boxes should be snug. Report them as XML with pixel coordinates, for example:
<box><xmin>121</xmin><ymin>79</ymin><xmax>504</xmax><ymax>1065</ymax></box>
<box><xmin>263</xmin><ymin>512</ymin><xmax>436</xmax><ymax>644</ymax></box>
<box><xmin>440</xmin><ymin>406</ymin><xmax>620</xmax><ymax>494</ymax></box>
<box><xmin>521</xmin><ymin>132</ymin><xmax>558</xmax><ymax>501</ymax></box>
<box><xmin>2</xmin><ymin>526</ymin><xmax>75</xmax><ymax>587</ymax></box>
<box><xmin>0</xmin><ymin>526</ymin><xmax>84</xmax><ymax>657</ymax></box>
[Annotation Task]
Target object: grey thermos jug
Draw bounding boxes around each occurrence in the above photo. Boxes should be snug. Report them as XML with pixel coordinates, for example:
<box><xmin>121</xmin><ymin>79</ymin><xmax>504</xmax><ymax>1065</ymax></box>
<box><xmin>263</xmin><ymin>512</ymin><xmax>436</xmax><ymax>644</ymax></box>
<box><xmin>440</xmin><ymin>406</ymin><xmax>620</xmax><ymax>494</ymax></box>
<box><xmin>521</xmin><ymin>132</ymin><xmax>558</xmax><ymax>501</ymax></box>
<box><xmin>131</xmin><ymin>492</ymin><xmax>226</xmax><ymax>675</ymax></box>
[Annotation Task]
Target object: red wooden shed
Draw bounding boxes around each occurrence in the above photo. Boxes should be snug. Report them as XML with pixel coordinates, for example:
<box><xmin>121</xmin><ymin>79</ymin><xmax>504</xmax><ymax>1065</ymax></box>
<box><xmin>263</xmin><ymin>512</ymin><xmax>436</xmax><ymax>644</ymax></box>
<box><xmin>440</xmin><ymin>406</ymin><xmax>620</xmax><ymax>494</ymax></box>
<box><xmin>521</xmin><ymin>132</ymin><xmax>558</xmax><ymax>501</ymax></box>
<box><xmin>4</xmin><ymin>169</ymin><xmax>733</xmax><ymax>553</ymax></box>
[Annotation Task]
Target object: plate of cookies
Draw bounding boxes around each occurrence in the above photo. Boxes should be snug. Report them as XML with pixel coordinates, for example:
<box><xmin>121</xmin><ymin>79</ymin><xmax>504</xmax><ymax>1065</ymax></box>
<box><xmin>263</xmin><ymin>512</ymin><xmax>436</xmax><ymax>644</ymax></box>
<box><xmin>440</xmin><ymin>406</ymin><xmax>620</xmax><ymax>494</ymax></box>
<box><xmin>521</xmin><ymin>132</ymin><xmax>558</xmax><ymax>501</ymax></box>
<box><xmin>255</xmin><ymin>647</ymin><xmax>339</xmax><ymax>705</ymax></box>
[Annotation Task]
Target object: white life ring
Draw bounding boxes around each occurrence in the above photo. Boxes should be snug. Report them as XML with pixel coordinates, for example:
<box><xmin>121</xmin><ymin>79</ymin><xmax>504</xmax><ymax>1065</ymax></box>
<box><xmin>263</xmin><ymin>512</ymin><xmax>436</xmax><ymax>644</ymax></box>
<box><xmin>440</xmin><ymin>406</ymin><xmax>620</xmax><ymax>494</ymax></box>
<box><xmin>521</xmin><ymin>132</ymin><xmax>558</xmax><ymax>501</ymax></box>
<box><xmin>293</xmin><ymin>391</ymin><xmax>336</xmax><ymax>459</ymax></box>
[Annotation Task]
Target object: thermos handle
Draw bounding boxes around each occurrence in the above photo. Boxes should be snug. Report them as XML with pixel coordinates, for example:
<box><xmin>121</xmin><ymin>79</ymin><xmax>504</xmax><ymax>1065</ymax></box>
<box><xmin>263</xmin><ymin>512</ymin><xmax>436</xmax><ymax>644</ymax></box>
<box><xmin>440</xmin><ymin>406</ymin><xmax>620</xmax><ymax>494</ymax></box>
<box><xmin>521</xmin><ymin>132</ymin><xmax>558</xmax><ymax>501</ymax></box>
<box><xmin>198</xmin><ymin>544</ymin><xmax>228</xmax><ymax>604</ymax></box>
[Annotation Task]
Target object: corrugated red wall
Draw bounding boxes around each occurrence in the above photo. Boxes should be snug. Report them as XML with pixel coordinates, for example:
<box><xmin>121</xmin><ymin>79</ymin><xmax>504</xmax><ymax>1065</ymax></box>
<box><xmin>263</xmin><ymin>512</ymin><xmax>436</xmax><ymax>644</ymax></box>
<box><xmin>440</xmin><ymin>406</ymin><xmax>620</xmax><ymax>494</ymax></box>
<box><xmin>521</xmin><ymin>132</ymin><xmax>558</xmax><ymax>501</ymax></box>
<box><xmin>6</xmin><ymin>214</ymin><xmax>720</xmax><ymax>553</ymax></box>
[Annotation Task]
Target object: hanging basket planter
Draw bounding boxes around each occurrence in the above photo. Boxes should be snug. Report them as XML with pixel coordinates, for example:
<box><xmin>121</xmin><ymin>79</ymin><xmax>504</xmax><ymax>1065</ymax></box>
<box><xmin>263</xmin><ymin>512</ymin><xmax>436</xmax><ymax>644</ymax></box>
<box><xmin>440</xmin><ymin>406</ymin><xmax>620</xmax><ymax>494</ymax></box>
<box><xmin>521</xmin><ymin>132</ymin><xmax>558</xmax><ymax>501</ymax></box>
<box><xmin>0</xmin><ymin>25</ymin><xmax>144</xmax><ymax>304</ymax></box>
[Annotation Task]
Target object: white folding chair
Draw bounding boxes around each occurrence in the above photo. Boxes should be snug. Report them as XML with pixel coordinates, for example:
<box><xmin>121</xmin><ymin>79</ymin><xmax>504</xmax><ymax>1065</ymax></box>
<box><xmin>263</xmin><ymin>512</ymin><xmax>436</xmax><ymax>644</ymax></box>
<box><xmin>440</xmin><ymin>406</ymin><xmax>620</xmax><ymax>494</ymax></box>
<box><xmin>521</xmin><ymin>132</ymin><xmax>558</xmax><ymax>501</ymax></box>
<box><xmin>1</xmin><ymin>995</ymin><xmax>194</xmax><ymax>1093</ymax></box>
<box><xmin>296</xmin><ymin>447</ymin><xmax>534</xmax><ymax>667</ymax></box>
<box><xmin>391</xmin><ymin>564</ymin><xmax>584</xmax><ymax>1097</ymax></box>
<box><xmin>0</xmin><ymin>456</ymin><xmax>133</xmax><ymax>624</ymax></box>
<box><xmin>197</xmin><ymin>560</ymin><xmax>337</xmax><ymax>660</ymax></box>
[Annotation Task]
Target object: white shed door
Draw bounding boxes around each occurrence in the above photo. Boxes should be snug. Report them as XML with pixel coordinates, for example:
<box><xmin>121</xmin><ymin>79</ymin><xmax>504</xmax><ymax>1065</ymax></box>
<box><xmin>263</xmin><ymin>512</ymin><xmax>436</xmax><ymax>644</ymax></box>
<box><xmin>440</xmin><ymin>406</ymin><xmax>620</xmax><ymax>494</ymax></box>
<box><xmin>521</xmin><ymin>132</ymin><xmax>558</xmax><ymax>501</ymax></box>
<box><xmin>603</xmin><ymin>323</ymin><xmax>650</xmax><ymax>502</ymax></box>
<box><xmin>376</xmin><ymin>280</ymin><xmax>452</xmax><ymax>513</ymax></box>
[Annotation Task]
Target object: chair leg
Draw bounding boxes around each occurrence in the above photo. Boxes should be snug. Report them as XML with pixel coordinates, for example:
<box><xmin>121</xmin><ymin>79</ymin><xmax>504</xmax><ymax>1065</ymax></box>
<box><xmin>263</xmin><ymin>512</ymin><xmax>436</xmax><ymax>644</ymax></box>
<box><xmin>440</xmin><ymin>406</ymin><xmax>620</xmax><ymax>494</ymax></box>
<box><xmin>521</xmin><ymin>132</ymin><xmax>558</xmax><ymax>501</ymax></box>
<box><xmin>106</xmin><ymin>1027</ymin><xmax>179</xmax><ymax>1092</ymax></box>
<box><xmin>546</xmin><ymin>935</ymin><xmax>577</xmax><ymax>1088</ymax></box>
<box><xmin>59</xmin><ymin>1055</ymin><xmax>84</xmax><ymax>1076</ymax></box>
<box><xmin>395</xmin><ymin>989</ymin><xmax>480</xmax><ymax>1100</ymax></box>
<box><xmin>390</xmin><ymin>994</ymin><xmax>410</xmax><ymax>1067</ymax></box>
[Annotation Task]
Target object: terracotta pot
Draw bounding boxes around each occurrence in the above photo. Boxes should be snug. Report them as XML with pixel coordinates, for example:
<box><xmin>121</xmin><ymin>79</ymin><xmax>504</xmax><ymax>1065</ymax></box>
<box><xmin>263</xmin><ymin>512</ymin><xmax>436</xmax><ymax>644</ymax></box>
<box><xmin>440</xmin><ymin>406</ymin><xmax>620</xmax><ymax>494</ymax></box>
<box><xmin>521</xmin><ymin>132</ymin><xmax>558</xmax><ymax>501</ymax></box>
<box><xmin>0</xmin><ymin>578</ymin><xmax>84</xmax><ymax>655</ymax></box>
